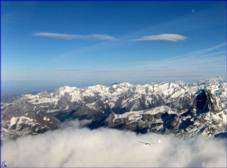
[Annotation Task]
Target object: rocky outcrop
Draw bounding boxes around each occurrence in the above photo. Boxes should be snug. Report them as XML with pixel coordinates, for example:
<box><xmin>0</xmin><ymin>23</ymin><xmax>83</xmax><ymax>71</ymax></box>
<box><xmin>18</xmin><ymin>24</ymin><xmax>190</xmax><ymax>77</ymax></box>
<box><xmin>2</xmin><ymin>79</ymin><xmax>227</xmax><ymax>139</ymax></box>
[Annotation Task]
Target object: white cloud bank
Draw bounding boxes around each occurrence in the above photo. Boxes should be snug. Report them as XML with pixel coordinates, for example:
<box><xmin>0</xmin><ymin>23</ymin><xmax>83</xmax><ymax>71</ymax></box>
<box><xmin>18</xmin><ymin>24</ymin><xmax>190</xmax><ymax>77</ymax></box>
<box><xmin>136</xmin><ymin>33</ymin><xmax>186</xmax><ymax>42</ymax></box>
<box><xmin>2</xmin><ymin>121</ymin><xmax>226</xmax><ymax>167</ymax></box>
<box><xmin>33</xmin><ymin>32</ymin><xmax>116</xmax><ymax>41</ymax></box>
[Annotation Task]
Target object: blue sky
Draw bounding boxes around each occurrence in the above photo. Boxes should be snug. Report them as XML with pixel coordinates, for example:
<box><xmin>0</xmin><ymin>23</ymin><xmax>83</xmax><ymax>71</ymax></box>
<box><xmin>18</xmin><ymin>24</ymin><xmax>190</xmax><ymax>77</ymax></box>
<box><xmin>1</xmin><ymin>1</ymin><xmax>227</xmax><ymax>87</ymax></box>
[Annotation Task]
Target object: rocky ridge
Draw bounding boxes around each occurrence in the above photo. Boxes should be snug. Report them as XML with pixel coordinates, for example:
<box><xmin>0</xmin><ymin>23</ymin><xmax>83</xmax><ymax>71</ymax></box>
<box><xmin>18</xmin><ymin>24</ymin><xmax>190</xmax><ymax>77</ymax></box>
<box><xmin>2</xmin><ymin>79</ymin><xmax>227</xmax><ymax>139</ymax></box>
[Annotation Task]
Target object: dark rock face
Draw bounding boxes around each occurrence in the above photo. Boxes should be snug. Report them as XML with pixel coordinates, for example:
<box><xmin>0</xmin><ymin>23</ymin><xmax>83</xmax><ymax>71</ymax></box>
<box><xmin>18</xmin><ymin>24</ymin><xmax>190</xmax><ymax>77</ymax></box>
<box><xmin>195</xmin><ymin>90</ymin><xmax>209</xmax><ymax>114</ymax></box>
<box><xmin>178</xmin><ymin>119</ymin><xmax>194</xmax><ymax>130</ymax></box>
<box><xmin>161</xmin><ymin>113</ymin><xmax>178</xmax><ymax>130</ymax></box>
<box><xmin>194</xmin><ymin>89</ymin><xmax>222</xmax><ymax>115</ymax></box>
<box><xmin>215</xmin><ymin>132</ymin><xmax>227</xmax><ymax>139</ymax></box>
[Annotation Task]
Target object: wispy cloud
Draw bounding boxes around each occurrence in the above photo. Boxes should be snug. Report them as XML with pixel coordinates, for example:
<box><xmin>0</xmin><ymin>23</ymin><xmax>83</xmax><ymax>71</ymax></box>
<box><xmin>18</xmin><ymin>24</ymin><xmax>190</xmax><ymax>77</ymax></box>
<box><xmin>33</xmin><ymin>32</ymin><xmax>117</xmax><ymax>41</ymax></box>
<box><xmin>121</xmin><ymin>42</ymin><xmax>226</xmax><ymax>81</ymax></box>
<box><xmin>135</xmin><ymin>33</ymin><xmax>187</xmax><ymax>42</ymax></box>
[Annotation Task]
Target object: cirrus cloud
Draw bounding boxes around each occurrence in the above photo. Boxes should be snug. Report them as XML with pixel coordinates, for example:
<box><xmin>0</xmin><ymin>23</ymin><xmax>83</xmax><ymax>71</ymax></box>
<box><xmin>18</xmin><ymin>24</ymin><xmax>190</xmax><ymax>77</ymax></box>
<box><xmin>135</xmin><ymin>33</ymin><xmax>187</xmax><ymax>42</ymax></box>
<box><xmin>33</xmin><ymin>32</ymin><xmax>117</xmax><ymax>41</ymax></box>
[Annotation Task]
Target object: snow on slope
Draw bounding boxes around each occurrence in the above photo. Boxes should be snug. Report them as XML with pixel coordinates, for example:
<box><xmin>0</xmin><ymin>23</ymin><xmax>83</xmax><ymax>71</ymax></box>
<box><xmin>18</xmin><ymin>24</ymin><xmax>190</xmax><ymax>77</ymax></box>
<box><xmin>2</xmin><ymin>79</ymin><xmax>227</xmax><ymax>139</ymax></box>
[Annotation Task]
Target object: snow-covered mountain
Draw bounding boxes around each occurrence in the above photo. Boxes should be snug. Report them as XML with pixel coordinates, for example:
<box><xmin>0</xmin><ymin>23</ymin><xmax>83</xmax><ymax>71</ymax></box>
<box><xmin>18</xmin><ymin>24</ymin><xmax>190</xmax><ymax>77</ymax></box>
<box><xmin>2</xmin><ymin>79</ymin><xmax>227</xmax><ymax>139</ymax></box>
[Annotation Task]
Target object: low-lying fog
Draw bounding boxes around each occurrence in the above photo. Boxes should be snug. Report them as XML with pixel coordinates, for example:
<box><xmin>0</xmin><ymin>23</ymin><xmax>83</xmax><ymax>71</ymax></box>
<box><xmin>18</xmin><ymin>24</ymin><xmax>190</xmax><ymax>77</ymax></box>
<box><xmin>3</xmin><ymin>120</ymin><xmax>226</xmax><ymax>167</ymax></box>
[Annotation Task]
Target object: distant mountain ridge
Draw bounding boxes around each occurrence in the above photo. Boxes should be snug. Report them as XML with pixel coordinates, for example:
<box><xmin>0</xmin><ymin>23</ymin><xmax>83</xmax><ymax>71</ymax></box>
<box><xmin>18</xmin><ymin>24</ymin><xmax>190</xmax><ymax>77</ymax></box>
<box><xmin>2</xmin><ymin>79</ymin><xmax>227</xmax><ymax>140</ymax></box>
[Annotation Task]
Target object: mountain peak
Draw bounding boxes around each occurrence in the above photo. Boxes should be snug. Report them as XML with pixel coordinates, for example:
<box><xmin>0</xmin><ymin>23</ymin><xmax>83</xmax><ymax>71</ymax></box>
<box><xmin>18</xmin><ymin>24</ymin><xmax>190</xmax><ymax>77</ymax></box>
<box><xmin>2</xmin><ymin>80</ymin><xmax>227</xmax><ymax>139</ymax></box>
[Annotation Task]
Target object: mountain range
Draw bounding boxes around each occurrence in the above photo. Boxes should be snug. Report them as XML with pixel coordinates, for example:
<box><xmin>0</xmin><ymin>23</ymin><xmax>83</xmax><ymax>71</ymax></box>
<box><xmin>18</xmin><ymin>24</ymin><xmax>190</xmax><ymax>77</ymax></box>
<box><xmin>2</xmin><ymin>78</ymin><xmax>227</xmax><ymax>140</ymax></box>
